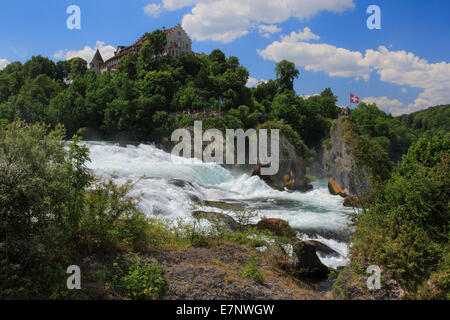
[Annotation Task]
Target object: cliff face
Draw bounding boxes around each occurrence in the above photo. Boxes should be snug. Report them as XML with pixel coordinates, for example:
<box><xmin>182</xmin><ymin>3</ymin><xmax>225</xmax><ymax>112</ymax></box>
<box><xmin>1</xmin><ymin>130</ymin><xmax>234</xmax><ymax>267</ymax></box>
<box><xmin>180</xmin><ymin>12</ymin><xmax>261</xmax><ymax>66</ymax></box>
<box><xmin>253</xmin><ymin>135</ymin><xmax>312</xmax><ymax>192</ymax></box>
<box><xmin>322</xmin><ymin>118</ymin><xmax>369</xmax><ymax>198</ymax></box>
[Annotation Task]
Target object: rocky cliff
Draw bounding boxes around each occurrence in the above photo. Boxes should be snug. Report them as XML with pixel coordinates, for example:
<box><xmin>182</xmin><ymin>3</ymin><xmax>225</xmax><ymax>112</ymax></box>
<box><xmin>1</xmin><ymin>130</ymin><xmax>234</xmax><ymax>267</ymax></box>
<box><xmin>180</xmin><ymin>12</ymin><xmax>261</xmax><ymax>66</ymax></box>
<box><xmin>322</xmin><ymin>117</ymin><xmax>369</xmax><ymax>199</ymax></box>
<box><xmin>253</xmin><ymin>135</ymin><xmax>312</xmax><ymax>192</ymax></box>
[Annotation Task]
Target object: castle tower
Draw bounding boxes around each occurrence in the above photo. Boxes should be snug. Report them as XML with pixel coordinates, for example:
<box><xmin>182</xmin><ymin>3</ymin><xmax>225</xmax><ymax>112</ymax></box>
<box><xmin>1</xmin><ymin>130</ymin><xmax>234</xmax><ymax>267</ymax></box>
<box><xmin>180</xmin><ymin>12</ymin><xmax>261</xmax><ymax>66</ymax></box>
<box><xmin>90</xmin><ymin>49</ymin><xmax>104</xmax><ymax>76</ymax></box>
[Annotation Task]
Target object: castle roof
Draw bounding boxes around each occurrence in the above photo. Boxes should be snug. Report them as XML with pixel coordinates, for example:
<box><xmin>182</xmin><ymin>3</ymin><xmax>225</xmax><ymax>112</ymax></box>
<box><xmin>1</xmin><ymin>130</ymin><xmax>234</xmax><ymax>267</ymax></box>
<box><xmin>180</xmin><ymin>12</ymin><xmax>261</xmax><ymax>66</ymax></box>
<box><xmin>101</xmin><ymin>24</ymin><xmax>189</xmax><ymax>65</ymax></box>
<box><xmin>164</xmin><ymin>26</ymin><xmax>178</xmax><ymax>35</ymax></box>
<box><xmin>90</xmin><ymin>49</ymin><xmax>104</xmax><ymax>64</ymax></box>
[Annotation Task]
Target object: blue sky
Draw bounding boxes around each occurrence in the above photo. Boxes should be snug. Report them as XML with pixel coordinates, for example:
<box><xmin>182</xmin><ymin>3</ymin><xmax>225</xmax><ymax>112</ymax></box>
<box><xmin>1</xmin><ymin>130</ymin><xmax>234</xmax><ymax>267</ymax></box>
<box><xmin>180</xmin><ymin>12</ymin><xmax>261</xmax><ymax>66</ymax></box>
<box><xmin>1</xmin><ymin>0</ymin><xmax>449</xmax><ymax>115</ymax></box>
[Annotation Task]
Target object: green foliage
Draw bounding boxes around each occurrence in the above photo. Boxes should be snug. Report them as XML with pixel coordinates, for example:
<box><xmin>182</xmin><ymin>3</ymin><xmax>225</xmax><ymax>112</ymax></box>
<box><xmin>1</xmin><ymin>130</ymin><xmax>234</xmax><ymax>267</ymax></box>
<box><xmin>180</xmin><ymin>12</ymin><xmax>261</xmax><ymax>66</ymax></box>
<box><xmin>23</xmin><ymin>55</ymin><xmax>57</xmax><ymax>80</ymax></box>
<box><xmin>350</xmin><ymin>102</ymin><xmax>413</xmax><ymax>162</ymax></box>
<box><xmin>399</xmin><ymin>104</ymin><xmax>450</xmax><ymax>137</ymax></box>
<box><xmin>233</xmin><ymin>208</ymin><xmax>258</xmax><ymax>232</ymax></box>
<box><xmin>340</xmin><ymin>118</ymin><xmax>392</xmax><ymax>182</ymax></box>
<box><xmin>0</xmin><ymin>121</ymin><xmax>90</xmax><ymax>298</ymax></box>
<box><xmin>145</xmin><ymin>30</ymin><xmax>168</xmax><ymax>56</ymax></box>
<box><xmin>242</xmin><ymin>255</ymin><xmax>265</xmax><ymax>285</ymax></box>
<box><xmin>0</xmin><ymin>48</ymin><xmax>344</xmax><ymax>151</ymax></box>
<box><xmin>117</xmin><ymin>52</ymin><xmax>138</xmax><ymax>80</ymax></box>
<box><xmin>107</xmin><ymin>254</ymin><xmax>166</xmax><ymax>300</ymax></box>
<box><xmin>68</xmin><ymin>58</ymin><xmax>88</xmax><ymax>77</ymax></box>
<box><xmin>400</xmin><ymin>133</ymin><xmax>450</xmax><ymax>175</ymax></box>
<box><xmin>0</xmin><ymin>121</ymin><xmax>166</xmax><ymax>298</ymax></box>
<box><xmin>351</xmin><ymin>134</ymin><xmax>450</xmax><ymax>295</ymax></box>
<box><xmin>76</xmin><ymin>179</ymin><xmax>153</xmax><ymax>254</ymax></box>
<box><xmin>275</xmin><ymin>60</ymin><xmax>299</xmax><ymax>92</ymax></box>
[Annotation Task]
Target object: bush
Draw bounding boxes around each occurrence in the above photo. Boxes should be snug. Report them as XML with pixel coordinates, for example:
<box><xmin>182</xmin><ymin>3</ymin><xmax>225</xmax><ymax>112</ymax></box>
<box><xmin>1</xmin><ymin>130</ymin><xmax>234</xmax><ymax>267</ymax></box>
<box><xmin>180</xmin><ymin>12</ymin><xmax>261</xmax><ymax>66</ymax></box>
<box><xmin>242</xmin><ymin>255</ymin><xmax>265</xmax><ymax>285</ymax></box>
<box><xmin>0</xmin><ymin>121</ymin><xmax>168</xmax><ymax>299</ymax></box>
<box><xmin>350</xmin><ymin>134</ymin><xmax>450</xmax><ymax>295</ymax></box>
<box><xmin>108</xmin><ymin>254</ymin><xmax>166</xmax><ymax>300</ymax></box>
<box><xmin>0</xmin><ymin>121</ymin><xmax>90</xmax><ymax>298</ymax></box>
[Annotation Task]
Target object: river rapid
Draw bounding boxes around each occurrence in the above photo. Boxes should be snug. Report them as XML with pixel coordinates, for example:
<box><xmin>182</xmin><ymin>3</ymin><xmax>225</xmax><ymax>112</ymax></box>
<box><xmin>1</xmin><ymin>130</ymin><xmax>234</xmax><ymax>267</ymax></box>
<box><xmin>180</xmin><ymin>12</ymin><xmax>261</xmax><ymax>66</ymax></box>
<box><xmin>83</xmin><ymin>141</ymin><xmax>353</xmax><ymax>269</ymax></box>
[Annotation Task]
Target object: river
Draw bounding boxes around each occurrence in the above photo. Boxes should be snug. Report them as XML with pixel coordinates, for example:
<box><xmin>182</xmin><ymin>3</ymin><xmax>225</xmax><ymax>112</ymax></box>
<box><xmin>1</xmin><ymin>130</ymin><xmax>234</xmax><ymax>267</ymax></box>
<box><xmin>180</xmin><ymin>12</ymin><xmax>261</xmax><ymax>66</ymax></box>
<box><xmin>83</xmin><ymin>141</ymin><xmax>353</xmax><ymax>269</ymax></box>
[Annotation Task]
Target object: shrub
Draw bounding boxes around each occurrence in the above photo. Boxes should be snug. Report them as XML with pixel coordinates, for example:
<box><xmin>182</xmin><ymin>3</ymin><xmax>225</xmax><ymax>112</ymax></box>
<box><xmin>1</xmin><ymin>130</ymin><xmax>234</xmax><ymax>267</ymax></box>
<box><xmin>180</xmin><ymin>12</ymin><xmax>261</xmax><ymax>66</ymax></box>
<box><xmin>350</xmin><ymin>134</ymin><xmax>450</xmax><ymax>295</ymax></box>
<box><xmin>242</xmin><ymin>255</ymin><xmax>265</xmax><ymax>285</ymax></box>
<box><xmin>108</xmin><ymin>254</ymin><xmax>166</xmax><ymax>300</ymax></box>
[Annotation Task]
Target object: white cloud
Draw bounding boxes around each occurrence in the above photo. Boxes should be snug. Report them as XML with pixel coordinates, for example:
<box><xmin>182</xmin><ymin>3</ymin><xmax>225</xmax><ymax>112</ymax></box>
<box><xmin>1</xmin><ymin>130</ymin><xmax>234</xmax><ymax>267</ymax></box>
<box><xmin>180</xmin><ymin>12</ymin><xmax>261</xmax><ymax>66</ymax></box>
<box><xmin>0</xmin><ymin>59</ymin><xmax>10</xmax><ymax>70</ymax></box>
<box><xmin>363</xmin><ymin>96</ymin><xmax>406</xmax><ymax>116</ymax></box>
<box><xmin>246</xmin><ymin>77</ymin><xmax>268</xmax><ymax>88</ymax></box>
<box><xmin>258</xmin><ymin>24</ymin><xmax>282</xmax><ymax>38</ymax></box>
<box><xmin>258</xmin><ymin>39</ymin><xmax>370</xmax><ymax>80</ymax></box>
<box><xmin>158</xmin><ymin>0</ymin><xmax>354</xmax><ymax>42</ymax></box>
<box><xmin>162</xmin><ymin>0</ymin><xmax>196</xmax><ymax>10</ymax></box>
<box><xmin>54</xmin><ymin>41</ymin><xmax>115</xmax><ymax>63</ymax></box>
<box><xmin>281</xmin><ymin>28</ymin><xmax>320</xmax><ymax>42</ymax></box>
<box><xmin>362</xmin><ymin>46</ymin><xmax>450</xmax><ymax>113</ymax></box>
<box><xmin>300</xmin><ymin>93</ymin><xmax>320</xmax><ymax>99</ymax></box>
<box><xmin>258</xmin><ymin>34</ymin><xmax>450</xmax><ymax>114</ymax></box>
<box><xmin>144</xmin><ymin>3</ymin><xmax>163</xmax><ymax>17</ymax></box>
<box><xmin>54</xmin><ymin>50</ymin><xmax>65</xmax><ymax>59</ymax></box>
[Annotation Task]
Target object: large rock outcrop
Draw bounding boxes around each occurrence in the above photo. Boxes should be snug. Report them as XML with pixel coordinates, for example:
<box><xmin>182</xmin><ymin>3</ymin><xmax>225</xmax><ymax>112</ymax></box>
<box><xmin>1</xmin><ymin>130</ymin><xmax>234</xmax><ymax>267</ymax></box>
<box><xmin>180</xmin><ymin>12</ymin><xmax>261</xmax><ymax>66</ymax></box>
<box><xmin>322</xmin><ymin>117</ymin><xmax>369</xmax><ymax>199</ymax></box>
<box><xmin>293</xmin><ymin>240</ymin><xmax>330</xmax><ymax>280</ymax></box>
<box><xmin>253</xmin><ymin>135</ymin><xmax>312</xmax><ymax>192</ymax></box>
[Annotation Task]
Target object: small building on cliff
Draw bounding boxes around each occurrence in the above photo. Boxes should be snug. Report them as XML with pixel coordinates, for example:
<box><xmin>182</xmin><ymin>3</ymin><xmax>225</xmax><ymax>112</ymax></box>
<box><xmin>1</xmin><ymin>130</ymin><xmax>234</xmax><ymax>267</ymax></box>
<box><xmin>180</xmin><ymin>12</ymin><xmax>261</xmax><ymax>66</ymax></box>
<box><xmin>90</xmin><ymin>24</ymin><xmax>193</xmax><ymax>75</ymax></box>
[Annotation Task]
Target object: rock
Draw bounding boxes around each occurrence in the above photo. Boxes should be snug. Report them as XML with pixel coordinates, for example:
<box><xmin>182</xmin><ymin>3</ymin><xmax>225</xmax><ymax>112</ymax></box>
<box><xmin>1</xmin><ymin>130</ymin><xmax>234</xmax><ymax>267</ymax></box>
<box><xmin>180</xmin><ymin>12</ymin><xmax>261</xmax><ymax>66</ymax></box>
<box><xmin>328</xmin><ymin>177</ymin><xmax>347</xmax><ymax>197</ymax></box>
<box><xmin>202</xmin><ymin>200</ymin><xmax>246</xmax><ymax>211</ymax></box>
<box><xmin>153</xmin><ymin>243</ymin><xmax>320</xmax><ymax>300</ymax></box>
<box><xmin>168</xmin><ymin>179</ymin><xmax>201</xmax><ymax>202</ymax></box>
<box><xmin>323</xmin><ymin>117</ymin><xmax>370</xmax><ymax>198</ymax></box>
<box><xmin>188</xmin><ymin>194</ymin><xmax>201</xmax><ymax>202</ymax></box>
<box><xmin>307</xmin><ymin>240</ymin><xmax>341</xmax><ymax>258</ymax></box>
<box><xmin>293</xmin><ymin>240</ymin><xmax>329</xmax><ymax>280</ymax></box>
<box><xmin>300</xmin><ymin>229</ymin><xmax>351</xmax><ymax>243</ymax></box>
<box><xmin>343</xmin><ymin>196</ymin><xmax>361</xmax><ymax>208</ymax></box>
<box><xmin>333</xmin><ymin>265</ymin><xmax>405</xmax><ymax>300</ymax></box>
<box><xmin>256</xmin><ymin>218</ymin><xmax>297</xmax><ymax>238</ymax></box>
<box><xmin>192</xmin><ymin>211</ymin><xmax>240</xmax><ymax>232</ymax></box>
<box><xmin>168</xmin><ymin>179</ymin><xmax>194</xmax><ymax>188</ymax></box>
<box><xmin>252</xmin><ymin>135</ymin><xmax>312</xmax><ymax>192</ymax></box>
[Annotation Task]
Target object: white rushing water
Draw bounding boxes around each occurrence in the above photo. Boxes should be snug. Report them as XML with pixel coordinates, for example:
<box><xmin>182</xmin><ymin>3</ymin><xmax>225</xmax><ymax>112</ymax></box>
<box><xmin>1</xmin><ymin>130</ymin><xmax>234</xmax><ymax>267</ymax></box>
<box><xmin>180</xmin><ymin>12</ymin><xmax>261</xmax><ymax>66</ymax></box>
<box><xmin>83</xmin><ymin>141</ymin><xmax>352</xmax><ymax>268</ymax></box>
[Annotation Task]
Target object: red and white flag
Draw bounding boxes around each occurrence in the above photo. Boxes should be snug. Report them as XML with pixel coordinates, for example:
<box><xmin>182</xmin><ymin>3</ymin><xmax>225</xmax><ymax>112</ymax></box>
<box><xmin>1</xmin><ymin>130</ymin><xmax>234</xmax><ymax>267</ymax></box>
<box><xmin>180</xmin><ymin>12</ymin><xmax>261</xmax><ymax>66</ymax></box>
<box><xmin>350</xmin><ymin>94</ymin><xmax>359</xmax><ymax>104</ymax></box>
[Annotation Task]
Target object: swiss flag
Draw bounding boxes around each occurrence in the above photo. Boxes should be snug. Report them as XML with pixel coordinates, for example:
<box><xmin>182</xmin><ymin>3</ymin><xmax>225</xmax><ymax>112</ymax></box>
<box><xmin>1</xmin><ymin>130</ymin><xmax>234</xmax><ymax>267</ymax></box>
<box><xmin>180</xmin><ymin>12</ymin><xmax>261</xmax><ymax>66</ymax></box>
<box><xmin>350</xmin><ymin>94</ymin><xmax>360</xmax><ymax>104</ymax></box>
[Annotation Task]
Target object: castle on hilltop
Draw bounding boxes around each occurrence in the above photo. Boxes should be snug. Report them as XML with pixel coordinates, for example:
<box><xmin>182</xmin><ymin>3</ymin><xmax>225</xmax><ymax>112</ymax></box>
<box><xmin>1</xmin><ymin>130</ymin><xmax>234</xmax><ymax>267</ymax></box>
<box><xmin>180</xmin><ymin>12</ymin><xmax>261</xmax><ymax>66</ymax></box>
<box><xmin>90</xmin><ymin>24</ymin><xmax>193</xmax><ymax>75</ymax></box>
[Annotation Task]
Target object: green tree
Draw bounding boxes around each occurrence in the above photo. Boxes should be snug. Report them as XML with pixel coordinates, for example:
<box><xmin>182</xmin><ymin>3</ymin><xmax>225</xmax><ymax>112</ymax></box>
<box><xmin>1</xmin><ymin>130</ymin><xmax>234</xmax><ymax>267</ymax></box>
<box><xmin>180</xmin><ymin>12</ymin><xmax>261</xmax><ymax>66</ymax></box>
<box><xmin>68</xmin><ymin>57</ymin><xmax>88</xmax><ymax>77</ymax></box>
<box><xmin>0</xmin><ymin>62</ymin><xmax>24</xmax><ymax>103</ymax></box>
<box><xmin>275</xmin><ymin>60</ymin><xmax>299</xmax><ymax>91</ymax></box>
<box><xmin>145</xmin><ymin>29</ymin><xmax>168</xmax><ymax>56</ymax></box>
<box><xmin>351</xmin><ymin>134</ymin><xmax>449</xmax><ymax>294</ymax></box>
<box><xmin>23</xmin><ymin>55</ymin><xmax>57</xmax><ymax>80</ymax></box>
<box><xmin>117</xmin><ymin>52</ymin><xmax>138</xmax><ymax>80</ymax></box>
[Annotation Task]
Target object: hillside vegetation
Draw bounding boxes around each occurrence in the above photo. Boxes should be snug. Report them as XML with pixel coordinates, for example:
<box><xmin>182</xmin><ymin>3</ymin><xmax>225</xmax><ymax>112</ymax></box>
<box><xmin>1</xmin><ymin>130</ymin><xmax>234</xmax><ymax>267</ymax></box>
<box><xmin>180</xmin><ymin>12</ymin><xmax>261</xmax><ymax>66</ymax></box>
<box><xmin>398</xmin><ymin>104</ymin><xmax>450</xmax><ymax>137</ymax></box>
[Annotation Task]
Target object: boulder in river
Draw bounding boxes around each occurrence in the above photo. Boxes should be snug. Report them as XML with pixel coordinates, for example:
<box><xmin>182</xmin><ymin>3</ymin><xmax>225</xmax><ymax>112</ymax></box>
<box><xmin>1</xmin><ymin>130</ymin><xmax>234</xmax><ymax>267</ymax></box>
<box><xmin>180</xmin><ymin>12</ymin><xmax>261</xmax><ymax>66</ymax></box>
<box><xmin>256</xmin><ymin>218</ymin><xmax>297</xmax><ymax>238</ymax></box>
<box><xmin>168</xmin><ymin>179</ymin><xmax>195</xmax><ymax>189</ymax></box>
<box><xmin>252</xmin><ymin>135</ymin><xmax>312</xmax><ymax>192</ymax></box>
<box><xmin>293</xmin><ymin>240</ymin><xmax>330</xmax><ymax>280</ymax></box>
<box><xmin>202</xmin><ymin>200</ymin><xmax>246</xmax><ymax>212</ymax></box>
<box><xmin>192</xmin><ymin>211</ymin><xmax>240</xmax><ymax>232</ymax></box>
<box><xmin>307</xmin><ymin>240</ymin><xmax>341</xmax><ymax>258</ymax></box>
